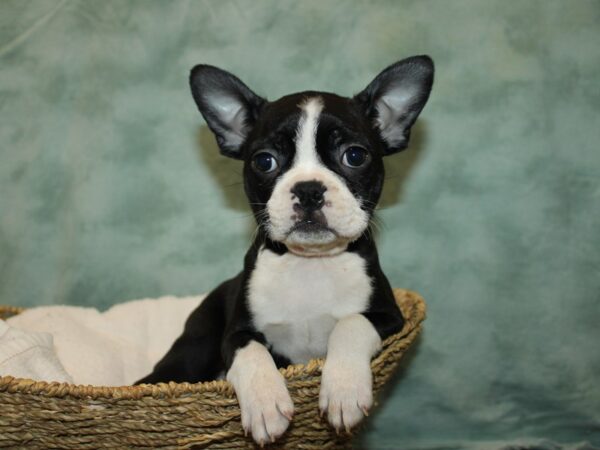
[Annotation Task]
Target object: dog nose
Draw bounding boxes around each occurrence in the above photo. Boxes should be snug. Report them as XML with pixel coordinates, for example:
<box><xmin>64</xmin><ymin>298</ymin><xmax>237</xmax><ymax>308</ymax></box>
<box><xmin>291</xmin><ymin>181</ymin><xmax>327</xmax><ymax>211</ymax></box>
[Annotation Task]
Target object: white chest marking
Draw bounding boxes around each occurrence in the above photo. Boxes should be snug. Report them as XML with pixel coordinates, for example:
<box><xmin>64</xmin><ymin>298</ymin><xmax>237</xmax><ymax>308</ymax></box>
<box><xmin>248</xmin><ymin>248</ymin><xmax>372</xmax><ymax>363</ymax></box>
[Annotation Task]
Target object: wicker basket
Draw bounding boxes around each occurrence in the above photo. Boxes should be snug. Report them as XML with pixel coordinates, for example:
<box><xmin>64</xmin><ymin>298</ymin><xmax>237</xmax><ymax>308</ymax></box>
<box><xmin>0</xmin><ymin>289</ymin><xmax>425</xmax><ymax>449</ymax></box>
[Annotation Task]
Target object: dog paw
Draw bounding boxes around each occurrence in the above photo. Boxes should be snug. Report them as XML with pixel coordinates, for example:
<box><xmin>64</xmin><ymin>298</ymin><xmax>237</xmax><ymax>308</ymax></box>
<box><xmin>319</xmin><ymin>358</ymin><xmax>373</xmax><ymax>433</ymax></box>
<box><xmin>227</xmin><ymin>342</ymin><xmax>294</xmax><ymax>445</ymax></box>
<box><xmin>239</xmin><ymin>372</ymin><xmax>294</xmax><ymax>445</ymax></box>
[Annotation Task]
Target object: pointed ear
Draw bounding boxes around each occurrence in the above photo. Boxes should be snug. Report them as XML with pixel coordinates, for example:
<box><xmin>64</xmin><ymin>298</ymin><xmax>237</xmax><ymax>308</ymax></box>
<box><xmin>354</xmin><ymin>55</ymin><xmax>434</xmax><ymax>155</ymax></box>
<box><xmin>190</xmin><ymin>65</ymin><xmax>266</xmax><ymax>159</ymax></box>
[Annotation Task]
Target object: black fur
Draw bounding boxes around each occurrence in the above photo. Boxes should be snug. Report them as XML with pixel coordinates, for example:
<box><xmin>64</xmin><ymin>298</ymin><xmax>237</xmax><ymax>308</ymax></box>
<box><xmin>136</xmin><ymin>56</ymin><xmax>433</xmax><ymax>384</ymax></box>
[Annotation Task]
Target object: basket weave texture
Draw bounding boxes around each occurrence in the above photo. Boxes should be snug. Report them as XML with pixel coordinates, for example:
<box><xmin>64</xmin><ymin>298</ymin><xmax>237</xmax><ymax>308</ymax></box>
<box><xmin>0</xmin><ymin>288</ymin><xmax>425</xmax><ymax>449</ymax></box>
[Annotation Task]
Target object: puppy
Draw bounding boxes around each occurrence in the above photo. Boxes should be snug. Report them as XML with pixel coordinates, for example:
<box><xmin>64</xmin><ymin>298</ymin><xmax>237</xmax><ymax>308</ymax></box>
<box><xmin>137</xmin><ymin>55</ymin><xmax>434</xmax><ymax>445</ymax></box>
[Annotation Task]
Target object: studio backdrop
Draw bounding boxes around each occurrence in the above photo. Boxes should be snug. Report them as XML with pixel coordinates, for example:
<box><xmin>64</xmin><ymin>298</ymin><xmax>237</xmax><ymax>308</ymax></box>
<box><xmin>1</xmin><ymin>1</ymin><xmax>598</xmax><ymax>448</ymax></box>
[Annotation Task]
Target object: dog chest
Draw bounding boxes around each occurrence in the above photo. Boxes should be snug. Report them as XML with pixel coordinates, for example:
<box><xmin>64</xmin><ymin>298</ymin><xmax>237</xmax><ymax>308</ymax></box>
<box><xmin>247</xmin><ymin>248</ymin><xmax>372</xmax><ymax>363</ymax></box>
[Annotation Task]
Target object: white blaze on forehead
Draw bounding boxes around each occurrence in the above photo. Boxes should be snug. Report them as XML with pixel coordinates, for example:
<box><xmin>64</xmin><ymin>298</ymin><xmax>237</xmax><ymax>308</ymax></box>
<box><xmin>294</xmin><ymin>97</ymin><xmax>324</xmax><ymax>166</ymax></box>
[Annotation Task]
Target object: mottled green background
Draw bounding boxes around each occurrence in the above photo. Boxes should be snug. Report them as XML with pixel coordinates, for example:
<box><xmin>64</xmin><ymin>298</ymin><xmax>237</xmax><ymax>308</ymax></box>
<box><xmin>1</xmin><ymin>1</ymin><xmax>599</xmax><ymax>448</ymax></box>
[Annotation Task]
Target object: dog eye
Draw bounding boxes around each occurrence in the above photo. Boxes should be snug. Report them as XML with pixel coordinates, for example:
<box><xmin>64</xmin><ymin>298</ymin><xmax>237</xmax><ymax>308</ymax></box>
<box><xmin>341</xmin><ymin>146</ymin><xmax>368</xmax><ymax>168</ymax></box>
<box><xmin>252</xmin><ymin>151</ymin><xmax>279</xmax><ymax>173</ymax></box>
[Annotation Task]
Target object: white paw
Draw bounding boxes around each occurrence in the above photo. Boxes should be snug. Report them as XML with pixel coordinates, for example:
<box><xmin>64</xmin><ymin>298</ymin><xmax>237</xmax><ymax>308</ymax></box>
<box><xmin>227</xmin><ymin>341</ymin><xmax>294</xmax><ymax>445</ymax></box>
<box><xmin>319</xmin><ymin>358</ymin><xmax>373</xmax><ymax>432</ymax></box>
<box><xmin>239</xmin><ymin>371</ymin><xmax>294</xmax><ymax>445</ymax></box>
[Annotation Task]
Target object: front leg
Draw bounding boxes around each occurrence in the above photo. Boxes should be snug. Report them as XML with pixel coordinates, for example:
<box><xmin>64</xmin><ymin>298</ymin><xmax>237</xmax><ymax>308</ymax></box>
<box><xmin>226</xmin><ymin>337</ymin><xmax>294</xmax><ymax>445</ymax></box>
<box><xmin>319</xmin><ymin>313</ymin><xmax>384</xmax><ymax>432</ymax></box>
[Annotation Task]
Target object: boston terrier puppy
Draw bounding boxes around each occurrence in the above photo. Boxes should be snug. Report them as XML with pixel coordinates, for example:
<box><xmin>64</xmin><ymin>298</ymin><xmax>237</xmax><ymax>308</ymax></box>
<box><xmin>136</xmin><ymin>56</ymin><xmax>434</xmax><ymax>445</ymax></box>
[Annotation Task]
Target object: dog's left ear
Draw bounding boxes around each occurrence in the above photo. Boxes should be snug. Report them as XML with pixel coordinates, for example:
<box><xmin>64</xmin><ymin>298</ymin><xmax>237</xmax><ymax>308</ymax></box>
<box><xmin>190</xmin><ymin>65</ymin><xmax>266</xmax><ymax>159</ymax></box>
<box><xmin>354</xmin><ymin>55</ymin><xmax>434</xmax><ymax>155</ymax></box>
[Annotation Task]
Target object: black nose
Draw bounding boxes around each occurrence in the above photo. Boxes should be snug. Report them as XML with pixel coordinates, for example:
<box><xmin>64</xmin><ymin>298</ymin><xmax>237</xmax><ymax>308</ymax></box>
<box><xmin>291</xmin><ymin>181</ymin><xmax>327</xmax><ymax>211</ymax></box>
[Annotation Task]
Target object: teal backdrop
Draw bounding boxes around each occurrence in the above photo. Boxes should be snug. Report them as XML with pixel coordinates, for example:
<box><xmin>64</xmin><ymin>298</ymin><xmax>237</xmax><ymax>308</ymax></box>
<box><xmin>1</xmin><ymin>1</ymin><xmax>599</xmax><ymax>449</ymax></box>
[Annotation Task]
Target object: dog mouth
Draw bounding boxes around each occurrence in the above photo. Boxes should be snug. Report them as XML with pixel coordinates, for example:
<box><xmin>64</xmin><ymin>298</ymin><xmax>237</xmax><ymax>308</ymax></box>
<box><xmin>282</xmin><ymin>217</ymin><xmax>345</xmax><ymax>256</ymax></box>
<box><xmin>287</xmin><ymin>220</ymin><xmax>337</xmax><ymax>237</ymax></box>
<box><xmin>285</xmin><ymin>209</ymin><xmax>338</xmax><ymax>240</ymax></box>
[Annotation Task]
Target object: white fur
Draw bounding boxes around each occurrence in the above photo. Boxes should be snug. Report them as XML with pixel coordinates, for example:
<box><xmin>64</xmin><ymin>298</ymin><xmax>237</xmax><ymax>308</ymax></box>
<box><xmin>375</xmin><ymin>82</ymin><xmax>420</xmax><ymax>148</ymax></box>
<box><xmin>241</xmin><ymin>97</ymin><xmax>379</xmax><ymax>439</ymax></box>
<box><xmin>226</xmin><ymin>340</ymin><xmax>294</xmax><ymax>445</ymax></box>
<box><xmin>266</xmin><ymin>97</ymin><xmax>369</xmax><ymax>255</ymax></box>
<box><xmin>294</xmin><ymin>97</ymin><xmax>323</xmax><ymax>166</ymax></box>
<box><xmin>248</xmin><ymin>247</ymin><xmax>372</xmax><ymax>364</ymax></box>
<box><xmin>205</xmin><ymin>93</ymin><xmax>249</xmax><ymax>148</ymax></box>
<box><xmin>319</xmin><ymin>314</ymin><xmax>382</xmax><ymax>431</ymax></box>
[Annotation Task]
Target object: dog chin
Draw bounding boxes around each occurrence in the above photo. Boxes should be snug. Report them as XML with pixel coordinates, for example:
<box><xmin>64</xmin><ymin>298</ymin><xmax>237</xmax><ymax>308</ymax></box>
<box><xmin>282</xmin><ymin>230</ymin><xmax>353</xmax><ymax>257</ymax></box>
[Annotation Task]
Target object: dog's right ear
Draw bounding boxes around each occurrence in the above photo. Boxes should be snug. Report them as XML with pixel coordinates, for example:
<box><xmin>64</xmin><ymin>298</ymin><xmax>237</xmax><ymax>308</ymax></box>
<box><xmin>190</xmin><ymin>65</ymin><xmax>266</xmax><ymax>159</ymax></box>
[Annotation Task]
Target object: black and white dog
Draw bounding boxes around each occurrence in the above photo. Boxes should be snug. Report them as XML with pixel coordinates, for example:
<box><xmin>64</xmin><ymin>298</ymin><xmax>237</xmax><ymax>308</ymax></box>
<box><xmin>137</xmin><ymin>55</ymin><xmax>434</xmax><ymax>444</ymax></box>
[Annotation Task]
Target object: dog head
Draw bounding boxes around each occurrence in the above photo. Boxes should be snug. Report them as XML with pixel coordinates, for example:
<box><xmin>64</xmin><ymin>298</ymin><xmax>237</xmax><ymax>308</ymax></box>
<box><xmin>190</xmin><ymin>56</ymin><xmax>434</xmax><ymax>256</ymax></box>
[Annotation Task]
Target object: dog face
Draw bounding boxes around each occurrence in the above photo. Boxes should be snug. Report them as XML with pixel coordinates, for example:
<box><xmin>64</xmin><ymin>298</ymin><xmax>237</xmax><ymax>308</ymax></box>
<box><xmin>243</xmin><ymin>93</ymin><xmax>383</xmax><ymax>256</ymax></box>
<box><xmin>190</xmin><ymin>57</ymin><xmax>433</xmax><ymax>255</ymax></box>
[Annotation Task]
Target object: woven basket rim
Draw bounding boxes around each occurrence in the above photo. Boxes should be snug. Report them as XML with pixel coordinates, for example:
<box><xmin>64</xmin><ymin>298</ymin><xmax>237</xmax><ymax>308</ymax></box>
<box><xmin>0</xmin><ymin>288</ymin><xmax>425</xmax><ymax>400</ymax></box>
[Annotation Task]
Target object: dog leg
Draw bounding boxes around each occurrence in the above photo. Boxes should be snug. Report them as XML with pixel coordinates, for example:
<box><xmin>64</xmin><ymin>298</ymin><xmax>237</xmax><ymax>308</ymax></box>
<box><xmin>319</xmin><ymin>313</ymin><xmax>382</xmax><ymax>432</ymax></box>
<box><xmin>227</xmin><ymin>340</ymin><xmax>294</xmax><ymax>445</ymax></box>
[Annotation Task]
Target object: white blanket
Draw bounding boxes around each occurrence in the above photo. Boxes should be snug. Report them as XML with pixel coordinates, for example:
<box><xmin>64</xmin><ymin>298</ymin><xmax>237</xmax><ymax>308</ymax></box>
<box><xmin>0</xmin><ymin>295</ymin><xmax>204</xmax><ymax>386</ymax></box>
